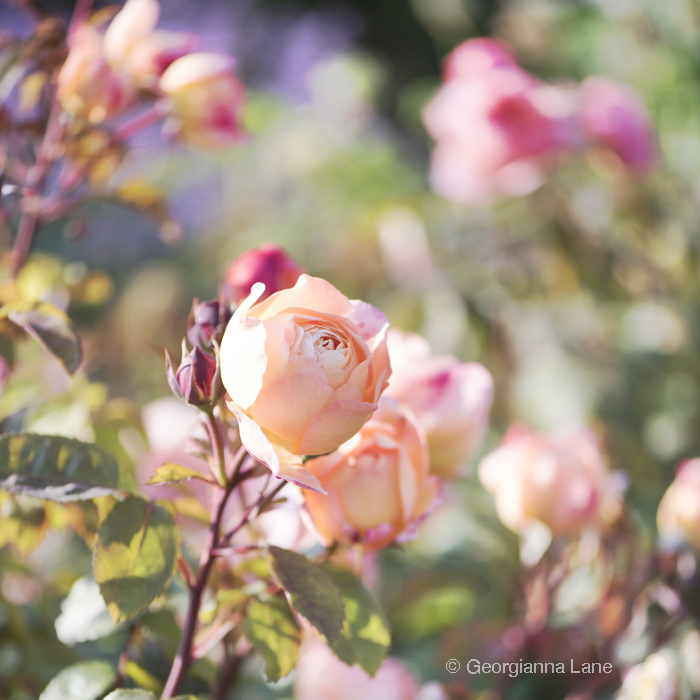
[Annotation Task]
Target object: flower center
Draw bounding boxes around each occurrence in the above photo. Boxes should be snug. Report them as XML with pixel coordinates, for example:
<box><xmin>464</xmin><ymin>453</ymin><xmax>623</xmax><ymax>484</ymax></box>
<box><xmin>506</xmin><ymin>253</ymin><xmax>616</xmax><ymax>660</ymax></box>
<box><xmin>296</xmin><ymin>324</ymin><xmax>351</xmax><ymax>371</ymax></box>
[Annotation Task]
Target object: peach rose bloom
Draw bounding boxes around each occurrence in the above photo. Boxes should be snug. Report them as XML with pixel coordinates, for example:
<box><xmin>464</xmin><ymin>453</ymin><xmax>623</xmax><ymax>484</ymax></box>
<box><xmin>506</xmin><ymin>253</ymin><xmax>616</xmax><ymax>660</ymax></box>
<box><xmin>657</xmin><ymin>459</ymin><xmax>700</xmax><ymax>550</ymax></box>
<box><xmin>579</xmin><ymin>76</ymin><xmax>656</xmax><ymax>170</ymax></box>
<box><xmin>303</xmin><ymin>397</ymin><xmax>439</xmax><ymax>552</ymax></box>
<box><xmin>159</xmin><ymin>53</ymin><xmax>244</xmax><ymax>148</ymax></box>
<box><xmin>423</xmin><ymin>39</ymin><xmax>576</xmax><ymax>204</ymax></box>
<box><xmin>103</xmin><ymin>0</ymin><xmax>198</xmax><ymax>87</ymax></box>
<box><xmin>479</xmin><ymin>425</ymin><xmax>623</xmax><ymax>536</ymax></box>
<box><xmin>57</xmin><ymin>24</ymin><xmax>132</xmax><ymax>123</ymax></box>
<box><xmin>385</xmin><ymin>330</ymin><xmax>493</xmax><ymax>477</ymax></box>
<box><xmin>295</xmin><ymin>638</ymin><xmax>448</xmax><ymax>700</ymax></box>
<box><xmin>220</xmin><ymin>275</ymin><xmax>391</xmax><ymax>492</ymax></box>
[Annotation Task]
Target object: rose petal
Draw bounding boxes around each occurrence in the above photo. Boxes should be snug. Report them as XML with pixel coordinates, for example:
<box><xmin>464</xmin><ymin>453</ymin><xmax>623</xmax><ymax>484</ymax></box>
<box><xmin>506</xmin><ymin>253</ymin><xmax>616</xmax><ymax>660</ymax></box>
<box><xmin>251</xmin><ymin>372</ymin><xmax>334</xmax><ymax>444</ymax></box>
<box><xmin>230</xmin><ymin>405</ymin><xmax>325</xmax><ymax>493</ymax></box>
<box><xmin>249</xmin><ymin>275</ymin><xmax>355</xmax><ymax>321</ymax></box>
<box><xmin>299</xmin><ymin>399</ymin><xmax>377</xmax><ymax>456</ymax></box>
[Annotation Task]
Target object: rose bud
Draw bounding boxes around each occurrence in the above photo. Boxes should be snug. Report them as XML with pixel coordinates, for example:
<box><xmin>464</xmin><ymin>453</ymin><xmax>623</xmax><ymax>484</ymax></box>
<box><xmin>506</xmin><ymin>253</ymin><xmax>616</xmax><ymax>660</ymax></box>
<box><xmin>159</xmin><ymin>52</ymin><xmax>245</xmax><ymax>149</ymax></box>
<box><xmin>295</xmin><ymin>638</ymin><xmax>449</xmax><ymax>700</ymax></box>
<box><xmin>303</xmin><ymin>397</ymin><xmax>439</xmax><ymax>552</ymax></box>
<box><xmin>479</xmin><ymin>425</ymin><xmax>624</xmax><ymax>537</ymax></box>
<box><xmin>222</xmin><ymin>244</ymin><xmax>304</xmax><ymax>306</ymax></box>
<box><xmin>186</xmin><ymin>298</ymin><xmax>232</xmax><ymax>351</ymax></box>
<box><xmin>579</xmin><ymin>76</ymin><xmax>656</xmax><ymax>170</ymax></box>
<box><xmin>385</xmin><ymin>330</ymin><xmax>493</xmax><ymax>478</ymax></box>
<box><xmin>657</xmin><ymin>459</ymin><xmax>700</xmax><ymax>551</ymax></box>
<box><xmin>220</xmin><ymin>274</ymin><xmax>391</xmax><ymax>492</ymax></box>
<box><xmin>103</xmin><ymin>0</ymin><xmax>198</xmax><ymax>87</ymax></box>
<box><xmin>165</xmin><ymin>340</ymin><xmax>223</xmax><ymax>407</ymax></box>
<box><xmin>57</xmin><ymin>23</ymin><xmax>132</xmax><ymax>123</ymax></box>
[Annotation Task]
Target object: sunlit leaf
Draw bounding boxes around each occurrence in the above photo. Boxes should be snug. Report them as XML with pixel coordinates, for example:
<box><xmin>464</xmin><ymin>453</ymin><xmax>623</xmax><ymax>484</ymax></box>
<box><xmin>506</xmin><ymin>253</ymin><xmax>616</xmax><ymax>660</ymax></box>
<box><xmin>39</xmin><ymin>660</ymin><xmax>116</xmax><ymax>700</ymax></box>
<box><xmin>246</xmin><ymin>596</ymin><xmax>301</xmax><ymax>681</ymax></box>
<box><xmin>145</xmin><ymin>463</ymin><xmax>215</xmax><ymax>486</ymax></box>
<box><xmin>267</xmin><ymin>546</ymin><xmax>344</xmax><ymax>644</ymax></box>
<box><xmin>0</xmin><ymin>433</ymin><xmax>133</xmax><ymax>501</ymax></box>
<box><xmin>55</xmin><ymin>576</ymin><xmax>118</xmax><ymax>645</ymax></box>
<box><xmin>0</xmin><ymin>492</ymin><xmax>48</xmax><ymax>554</ymax></box>
<box><xmin>321</xmin><ymin>563</ymin><xmax>391</xmax><ymax>676</ymax></box>
<box><xmin>93</xmin><ymin>497</ymin><xmax>178</xmax><ymax>623</ymax></box>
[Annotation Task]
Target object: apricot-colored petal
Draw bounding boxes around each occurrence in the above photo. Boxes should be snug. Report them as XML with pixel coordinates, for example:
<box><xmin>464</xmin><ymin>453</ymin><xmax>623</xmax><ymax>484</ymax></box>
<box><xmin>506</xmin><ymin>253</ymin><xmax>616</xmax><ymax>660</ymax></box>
<box><xmin>220</xmin><ymin>284</ymin><xmax>267</xmax><ymax>410</ymax></box>
<box><xmin>249</xmin><ymin>275</ymin><xmax>355</xmax><ymax>321</ymax></box>
<box><xmin>299</xmin><ymin>398</ymin><xmax>377</xmax><ymax>456</ymax></box>
<box><xmin>231</xmin><ymin>407</ymin><xmax>325</xmax><ymax>493</ymax></box>
<box><xmin>251</xmin><ymin>372</ymin><xmax>333</xmax><ymax>444</ymax></box>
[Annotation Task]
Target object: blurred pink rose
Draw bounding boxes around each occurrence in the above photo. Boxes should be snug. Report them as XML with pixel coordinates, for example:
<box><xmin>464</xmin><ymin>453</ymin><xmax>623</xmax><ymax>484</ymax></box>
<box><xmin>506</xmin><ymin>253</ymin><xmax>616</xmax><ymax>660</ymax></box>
<box><xmin>220</xmin><ymin>275</ymin><xmax>391</xmax><ymax>492</ymax></box>
<box><xmin>159</xmin><ymin>52</ymin><xmax>245</xmax><ymax>148</ymax></box>
<box><xmin>303</xmin><ymin>397</ymin><xmax>439</xmax><ymax>552</ymax></box>
<box><xmin>444</xmin><ymin>37</ymin><xmax>516</xmax><ymax>81</ymax></box>
<box><xmin>385</xmin><ymin>330</ymin><xmax>493</xmax><ymax>478</ymax></box>
<box><xmin>579</xmin><ymin>76</ymin><xmax>656</xmax><ymax>170</ymax></box>
<box><xmin>57</xmin><ymin>23</ymin><xmax>132</xmax><ymax>123</ymax></box>
<box><xmin>479</xmin><ymin>425</ymin><xmax>624</xmax><ymax>536</ymax></box>
<box><xmin>295</xmin><ymin>638</ymin><xmax>448</xmax><ymax>700</ymax></box>
<box><xmin>222</xmin><ymin>244</ymin><xmax>304</xmax><ymax>306</ymax></box>
<box><xmin>423</xmin><ymin>39</ymin><xmax>576</xmax><ymax>204</ymax></box>
<box><xmin>103</xmin><ymin>0</ymin><xmax>198</xmax><ymax>87</ymax></box>
<box><xmin>657</xmin><ymin>459</ymin><xmax>700</xmax><ymax>550</ymax></box>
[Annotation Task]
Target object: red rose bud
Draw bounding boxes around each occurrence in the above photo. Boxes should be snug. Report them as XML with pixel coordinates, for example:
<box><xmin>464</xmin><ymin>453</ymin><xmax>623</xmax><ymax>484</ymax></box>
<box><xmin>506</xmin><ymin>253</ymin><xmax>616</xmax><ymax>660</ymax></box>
<box><xmin>222</xmin><ymin>244</ymin><xmax>304</xmax><ymax>305</ymax></box>
<box><xmin>166</xmin><ymin>341</ymin><xmax>223</xmax><ymax>407</ymax></box>
<box><xmin>186</xmin><ymin>298</ymin><xmax>232</xmax><ymax>350</ymax></box>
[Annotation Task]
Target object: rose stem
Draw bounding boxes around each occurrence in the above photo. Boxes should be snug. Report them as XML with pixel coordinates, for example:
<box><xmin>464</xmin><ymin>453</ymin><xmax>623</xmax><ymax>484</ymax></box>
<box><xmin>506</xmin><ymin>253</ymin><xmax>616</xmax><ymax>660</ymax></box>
<box><xmin>162</xmin><ymin>437</ymin><xmax>255</xmax><ymax>699</ymax></box>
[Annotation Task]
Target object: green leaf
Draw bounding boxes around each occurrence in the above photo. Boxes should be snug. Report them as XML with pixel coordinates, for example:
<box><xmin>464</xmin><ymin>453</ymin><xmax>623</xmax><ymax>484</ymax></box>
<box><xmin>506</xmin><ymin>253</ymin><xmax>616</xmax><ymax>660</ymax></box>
<box><xmin>267</xmin><ymin>546</ymin><xmax>344</xmax><ymax>644</ymax></box>
<box><xmin>246</xmin><ymin>596</ymin><xmax>302</xmax><ymax>681</ymax></box>
<box><xmin>103</xmin><ymin>692</ymin><xmax>157</xmax><ymax>700</ymax></box>
<box><xmin>39</xmin><ymin>660</ymin><xmax>116</xmax><ymax>700</ymax></box>
<box><xmin>145</xmin><ymin>462</ymin><xmax>215</xmax><ymax>486</ymax></box>
<box><xmin>0</xmin><ymin>432</ymin><xmax>133</xmax><ymax>501</ymax></box>
<box><xmin>321</xmin><ymin>563</ymin><xmax>391</xmax><ymax>676</ymax></box>
<box><xmin>94</xmin><ymin>497</ymin><xmax>178</xmax><ymax>623</ymax></box>
<box><xmin>5</xmin><ymin>301</ymin><xmax>82</xmax><ymax>374</ymax></box>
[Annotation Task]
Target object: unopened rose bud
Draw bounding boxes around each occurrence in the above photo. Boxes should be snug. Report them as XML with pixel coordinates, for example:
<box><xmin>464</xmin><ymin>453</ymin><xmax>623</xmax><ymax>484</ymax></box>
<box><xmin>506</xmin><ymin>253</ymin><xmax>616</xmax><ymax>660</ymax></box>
<box><xmin>166</xmin><ymin>341</ymin><xmax>223</xmax><ymax>407</ymax></box>
<box><xmin>657</xmin><ymin>459</ymin><xmax>700</xmax><ymax>551</ymax></box>
<box><xmin>103</xmin><ymin>0</ymin><xmax>198</xmax><ymax>87</ymax></box>
<box><xmin>159</xmin><ymin>53</ymin><xmax>244</xmax><ymax>149</ymax></box>
<box><xmin>303</xmin><ymin>397</ymin><xmax>440</xmax><ymax>552</ymax></box>
<box><xmin>57</xmin><ymin>23</ymin><xmax>132</xmax><ymax>123</ymax></box>
<box><xmin>186</xmin><ymin>298</ymin><xmax>232</xmax><ymax>350</ymax></box>
<box><xmin>222</xmin><ymin>244</ymin><xmax>304</xmax><ymax>306</ymax></box>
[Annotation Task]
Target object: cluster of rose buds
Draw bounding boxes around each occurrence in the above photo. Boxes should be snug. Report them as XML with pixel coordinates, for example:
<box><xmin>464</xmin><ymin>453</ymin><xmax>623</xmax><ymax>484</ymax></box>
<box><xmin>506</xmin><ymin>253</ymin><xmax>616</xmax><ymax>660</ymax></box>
<box><xmin>57</xmin><ymin>0</ymin><xmax>244</xmax><ymax>146</ymax></box>
<box><xmin>423</xmin><ymin>38</ymin><xmax>656</xmax><ymax>204</ymax></box>
<box><xmin>166</xmin><ymin>298</ymin><xmax>232</xmax><ymax>409</ymax></box>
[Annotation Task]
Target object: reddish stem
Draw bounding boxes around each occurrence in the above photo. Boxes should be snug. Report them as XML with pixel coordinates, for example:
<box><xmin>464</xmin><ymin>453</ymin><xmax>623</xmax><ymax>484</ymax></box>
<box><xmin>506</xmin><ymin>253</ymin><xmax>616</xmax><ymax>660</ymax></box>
<box><xmin>113</xmin><ymin>101</ymin><xmax>170</xmax><ymax>142</ymax></box>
